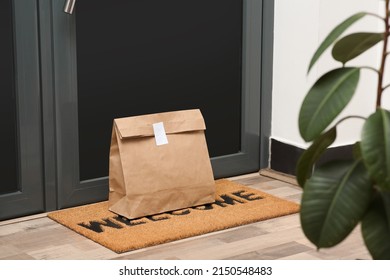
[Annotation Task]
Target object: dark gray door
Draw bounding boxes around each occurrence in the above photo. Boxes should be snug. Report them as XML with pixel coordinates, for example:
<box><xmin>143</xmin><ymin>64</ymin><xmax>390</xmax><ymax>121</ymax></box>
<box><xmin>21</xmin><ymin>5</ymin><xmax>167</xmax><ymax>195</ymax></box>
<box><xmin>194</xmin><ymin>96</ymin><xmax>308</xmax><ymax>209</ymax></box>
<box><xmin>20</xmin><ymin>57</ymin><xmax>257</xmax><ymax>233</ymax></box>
<box><xmin>0</xmin><ymin>0</ymin><xmax>273</xmax><ymax>219</ymax></box>
<box><xmin>49</xmin><ymin>0</ymin><xmax>271</xmax><ymax>209</ymax></box>
<box><xmin>0</xmin><ymin>1</ymin><xmax>44</xmax><ymax>220</ymax></box>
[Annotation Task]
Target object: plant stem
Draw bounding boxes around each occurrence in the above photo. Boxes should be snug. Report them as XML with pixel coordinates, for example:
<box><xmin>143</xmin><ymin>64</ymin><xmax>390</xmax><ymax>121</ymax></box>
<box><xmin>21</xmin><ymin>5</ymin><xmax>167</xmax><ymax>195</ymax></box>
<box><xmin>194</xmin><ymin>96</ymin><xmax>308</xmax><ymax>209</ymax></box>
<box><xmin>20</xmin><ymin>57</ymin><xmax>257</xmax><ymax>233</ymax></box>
<box><xmin>367</xmin><ymin>12</ymin><xmax>386</xmax><ymax>21</ymax></box>
<box><xmin>377</xmin><ymin>0</ymin><xmax>390</xmax><ymax>108</ymax></box>
<box><xmin>383</xmin><ymin>83</ymin><xmax>390</xmax><ymax>92</ymax></box>
<box><xmin>361</xmin><ymin>66</ymin><xmax>380</xmax><ymax>74</ymax></box>
<box><xmin>335</xmin><ymin>115</ymin><xmax>367</xmax><ymax>126</ymax></box>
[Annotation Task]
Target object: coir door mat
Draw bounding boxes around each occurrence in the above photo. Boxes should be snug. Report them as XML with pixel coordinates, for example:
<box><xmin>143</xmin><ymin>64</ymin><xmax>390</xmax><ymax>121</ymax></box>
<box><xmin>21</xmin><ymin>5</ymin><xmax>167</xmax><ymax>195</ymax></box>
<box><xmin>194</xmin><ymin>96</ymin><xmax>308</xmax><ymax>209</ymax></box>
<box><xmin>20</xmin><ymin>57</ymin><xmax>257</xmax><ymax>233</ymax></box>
<box><xmin>48</xmin><ymin>179</ymin><xmax>300</xmax><ymax>253</ymax></box>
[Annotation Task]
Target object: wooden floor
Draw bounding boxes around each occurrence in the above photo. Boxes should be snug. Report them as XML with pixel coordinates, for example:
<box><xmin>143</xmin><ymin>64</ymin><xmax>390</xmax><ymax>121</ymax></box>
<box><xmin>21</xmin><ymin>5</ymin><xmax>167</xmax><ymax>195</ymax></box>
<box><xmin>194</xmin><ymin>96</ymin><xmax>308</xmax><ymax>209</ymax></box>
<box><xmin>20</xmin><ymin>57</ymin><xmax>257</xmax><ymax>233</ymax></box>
<box><xmin>0</xmin><ymin>172</ymin><xmax>371</xmax><ymax>260</ymax></box>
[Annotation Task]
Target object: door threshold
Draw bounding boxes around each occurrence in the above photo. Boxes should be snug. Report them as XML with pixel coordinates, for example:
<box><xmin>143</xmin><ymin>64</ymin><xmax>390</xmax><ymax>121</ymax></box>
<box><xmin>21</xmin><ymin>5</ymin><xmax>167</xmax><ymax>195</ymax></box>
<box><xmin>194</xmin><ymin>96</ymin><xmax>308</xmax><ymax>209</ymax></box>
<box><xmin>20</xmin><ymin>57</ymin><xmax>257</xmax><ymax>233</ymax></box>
<box><xmin>0</xmin><ymin>212</ymin><xmax>48</xmax><ymax>227</ymax></box>
<box><xmin>259</xmin><ymin>168</ymin><xmax>298</xmax><ymax>186</ymax></box>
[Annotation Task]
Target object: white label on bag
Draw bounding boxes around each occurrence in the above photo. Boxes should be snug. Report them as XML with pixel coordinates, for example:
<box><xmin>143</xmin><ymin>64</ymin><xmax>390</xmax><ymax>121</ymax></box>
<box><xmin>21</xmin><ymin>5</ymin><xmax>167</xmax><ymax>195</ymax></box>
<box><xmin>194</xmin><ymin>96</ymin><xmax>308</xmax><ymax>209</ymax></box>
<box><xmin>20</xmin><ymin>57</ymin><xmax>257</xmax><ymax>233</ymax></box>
<box><xmin>153</xmin><ymin>122</ymin><xmax>169</xmax><ymax>146</ymax></box>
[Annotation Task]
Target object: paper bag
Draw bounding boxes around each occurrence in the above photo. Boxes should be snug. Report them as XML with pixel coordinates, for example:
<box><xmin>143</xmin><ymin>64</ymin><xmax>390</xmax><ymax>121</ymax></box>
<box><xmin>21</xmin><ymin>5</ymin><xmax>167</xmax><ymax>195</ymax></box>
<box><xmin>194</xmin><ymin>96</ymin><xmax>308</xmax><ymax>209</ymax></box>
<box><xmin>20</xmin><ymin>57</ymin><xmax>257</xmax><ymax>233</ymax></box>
<box><xmin>108</xmin><ymin>109</ymin><xmax>216</xmax><ymax>219</ymax></box>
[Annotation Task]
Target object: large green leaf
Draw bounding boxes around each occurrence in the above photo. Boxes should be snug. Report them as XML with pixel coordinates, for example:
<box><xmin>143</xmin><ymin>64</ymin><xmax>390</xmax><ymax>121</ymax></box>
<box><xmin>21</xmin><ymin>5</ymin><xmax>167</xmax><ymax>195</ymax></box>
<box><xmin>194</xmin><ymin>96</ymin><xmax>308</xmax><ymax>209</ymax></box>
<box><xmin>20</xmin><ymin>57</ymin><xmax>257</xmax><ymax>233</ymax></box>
<box><xmin>380</xmin><ymin>190</ymin><xmax>390</xmax><ymax>227</ymax></box>
<box><xmin>296</xmin><ymin>127</ymin><xmax>337</xmax><ymax>187</ymax></box>
<box><xmin>308</xmin><ymin>12</ymin><xmax>367</xmax><ymax>73</ymax></box>
<box><xmin>361</xmin><ymin>109</ymin><xmax>390</xmax><ymax>191</ymax></box>
<box><xmin>332</xmin><ymin>32</ymin><xmax>384</xmax><ymax>64</ymax></box>
<box><xmin>299</xmin><ymin>68</ymin><xmax>360</xmax><ymax>142</ymax></box>
<box><xmin>352</xmin><ymin>141</ymin><xmax>362</xmax><ymax>160</ymax></box>
<box><xmin>300</xmin><ymin>160</ymin><xmax>372</xmax><ymax>249</ymax></box>
<box><xmin>362</xmin><ymin>192</ymin><xmax>390</xmax><ymax>260</ymax></box>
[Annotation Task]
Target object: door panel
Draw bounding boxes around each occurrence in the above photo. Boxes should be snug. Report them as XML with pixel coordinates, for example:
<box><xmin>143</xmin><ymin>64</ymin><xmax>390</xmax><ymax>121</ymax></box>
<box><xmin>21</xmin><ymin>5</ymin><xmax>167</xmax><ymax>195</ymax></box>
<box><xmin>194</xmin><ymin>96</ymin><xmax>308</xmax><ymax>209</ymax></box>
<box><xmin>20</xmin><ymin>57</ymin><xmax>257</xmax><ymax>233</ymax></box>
<box><xmin>76</xmin><ymin>0</ymin><xmax>243</xmax><ymax>181</ymax></box>
<box><xmin>52</xmin><ymin>0</ymin><xmax>264</xmax><ymax>209</ymax></box>
<box><xmin>0</xmin><ymin>0</ymin><xmax>18</xmax><ymax>195</ymax></box>
<box><xmin>0</xmin><ymin>0</ymin><xmax>44</xmax><ymax>221</ymax></box>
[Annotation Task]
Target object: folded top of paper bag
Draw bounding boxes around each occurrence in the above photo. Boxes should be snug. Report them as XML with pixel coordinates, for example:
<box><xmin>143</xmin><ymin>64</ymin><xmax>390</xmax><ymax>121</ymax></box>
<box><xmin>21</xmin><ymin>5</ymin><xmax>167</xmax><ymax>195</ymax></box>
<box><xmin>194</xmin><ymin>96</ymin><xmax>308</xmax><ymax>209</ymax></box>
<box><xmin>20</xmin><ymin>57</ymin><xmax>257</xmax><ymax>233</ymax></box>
<box><xmin>114</xmin><ymin>109</ymin><xmax>206</xmax><ymax>139</ymax></box>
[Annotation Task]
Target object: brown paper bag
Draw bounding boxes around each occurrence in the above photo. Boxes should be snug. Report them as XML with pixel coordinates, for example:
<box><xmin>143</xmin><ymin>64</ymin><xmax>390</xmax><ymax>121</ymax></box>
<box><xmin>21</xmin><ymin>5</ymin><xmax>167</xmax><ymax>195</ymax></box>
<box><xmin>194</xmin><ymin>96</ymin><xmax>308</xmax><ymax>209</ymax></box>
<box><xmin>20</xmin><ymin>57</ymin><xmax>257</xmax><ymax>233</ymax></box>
<box><xmin>108</xmin><ymin>109</ymin><xmax>216</xmax><ymax>219</ymax></box>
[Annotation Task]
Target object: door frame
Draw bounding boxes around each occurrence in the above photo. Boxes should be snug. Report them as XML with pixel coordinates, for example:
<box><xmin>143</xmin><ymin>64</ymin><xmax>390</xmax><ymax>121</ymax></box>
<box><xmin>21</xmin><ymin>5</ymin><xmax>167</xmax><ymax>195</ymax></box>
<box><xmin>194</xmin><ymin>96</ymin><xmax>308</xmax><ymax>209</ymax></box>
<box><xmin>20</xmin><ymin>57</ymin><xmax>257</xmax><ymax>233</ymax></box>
<box><xmin>213</xmin><ymin>0</ymin><xmax>274</xmax><ymax>176</ymax></box>
<box><xmin>39</xmin><ymin>0</ymin><xmax>274</xmax><ymax>210</ymax></box>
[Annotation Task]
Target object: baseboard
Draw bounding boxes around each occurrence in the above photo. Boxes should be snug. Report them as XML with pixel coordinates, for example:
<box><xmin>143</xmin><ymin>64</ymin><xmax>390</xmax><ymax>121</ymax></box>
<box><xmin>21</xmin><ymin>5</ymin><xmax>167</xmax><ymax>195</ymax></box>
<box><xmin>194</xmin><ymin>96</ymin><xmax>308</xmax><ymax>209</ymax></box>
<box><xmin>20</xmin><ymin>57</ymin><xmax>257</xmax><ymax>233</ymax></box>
<box><xmin>270</xmin><ymin>139</ymin><xmax>354</xmax><ymax>176</ymax></box>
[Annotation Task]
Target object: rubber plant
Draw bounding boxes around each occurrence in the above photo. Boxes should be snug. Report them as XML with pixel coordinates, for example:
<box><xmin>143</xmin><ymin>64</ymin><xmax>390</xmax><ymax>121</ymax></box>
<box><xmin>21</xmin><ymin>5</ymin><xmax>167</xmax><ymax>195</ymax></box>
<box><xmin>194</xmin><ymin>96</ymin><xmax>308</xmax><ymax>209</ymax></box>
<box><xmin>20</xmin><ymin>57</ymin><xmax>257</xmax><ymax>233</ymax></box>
<box><xmin>297</xmin><ymin>0</ymin><xmax>390</xmax><ymax>259</ymax></box>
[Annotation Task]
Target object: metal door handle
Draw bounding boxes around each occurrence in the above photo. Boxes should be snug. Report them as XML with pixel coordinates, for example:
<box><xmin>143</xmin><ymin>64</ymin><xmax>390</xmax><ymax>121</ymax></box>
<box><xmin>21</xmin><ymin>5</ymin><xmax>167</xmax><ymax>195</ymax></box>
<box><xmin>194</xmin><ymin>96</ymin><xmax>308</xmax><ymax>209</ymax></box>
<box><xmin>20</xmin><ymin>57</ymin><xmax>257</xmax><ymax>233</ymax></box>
<box><xmin>64</xmin><ymin>0</ymin><xmax>76</xmax><ymax>14</ymax></box>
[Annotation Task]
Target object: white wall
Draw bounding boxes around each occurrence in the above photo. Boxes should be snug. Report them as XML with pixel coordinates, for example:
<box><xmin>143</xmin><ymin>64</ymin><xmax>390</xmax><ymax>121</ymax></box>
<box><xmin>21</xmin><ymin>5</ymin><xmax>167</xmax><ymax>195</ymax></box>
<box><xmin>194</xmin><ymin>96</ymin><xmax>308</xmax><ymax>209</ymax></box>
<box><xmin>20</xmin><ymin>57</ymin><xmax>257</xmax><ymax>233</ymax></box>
<box><xmin>271</xmin><ymin>0</ymin><xmax>386</xmax><ymax>148</ymax></box>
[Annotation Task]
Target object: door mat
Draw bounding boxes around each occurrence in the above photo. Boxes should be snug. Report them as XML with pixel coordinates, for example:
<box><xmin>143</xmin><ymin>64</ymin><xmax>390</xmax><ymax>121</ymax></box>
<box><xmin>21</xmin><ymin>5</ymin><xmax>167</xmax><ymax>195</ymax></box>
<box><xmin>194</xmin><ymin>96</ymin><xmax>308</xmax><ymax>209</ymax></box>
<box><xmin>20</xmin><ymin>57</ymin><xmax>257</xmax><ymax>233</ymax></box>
<box><xmin>48</xmin><ymin>179</ymin><xmax>300</xmax><ymax>253</ymax></box>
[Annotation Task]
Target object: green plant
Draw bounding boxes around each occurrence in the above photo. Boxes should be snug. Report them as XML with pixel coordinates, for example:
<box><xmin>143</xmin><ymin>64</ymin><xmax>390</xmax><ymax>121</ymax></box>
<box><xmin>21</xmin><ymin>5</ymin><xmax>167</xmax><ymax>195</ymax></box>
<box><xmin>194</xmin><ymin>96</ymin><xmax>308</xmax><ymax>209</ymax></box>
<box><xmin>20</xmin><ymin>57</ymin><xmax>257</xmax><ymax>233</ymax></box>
<box><xmin>297</xmin><ymin>0</ymin><xmax>390</xmax><ymax>259</ymax></box>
